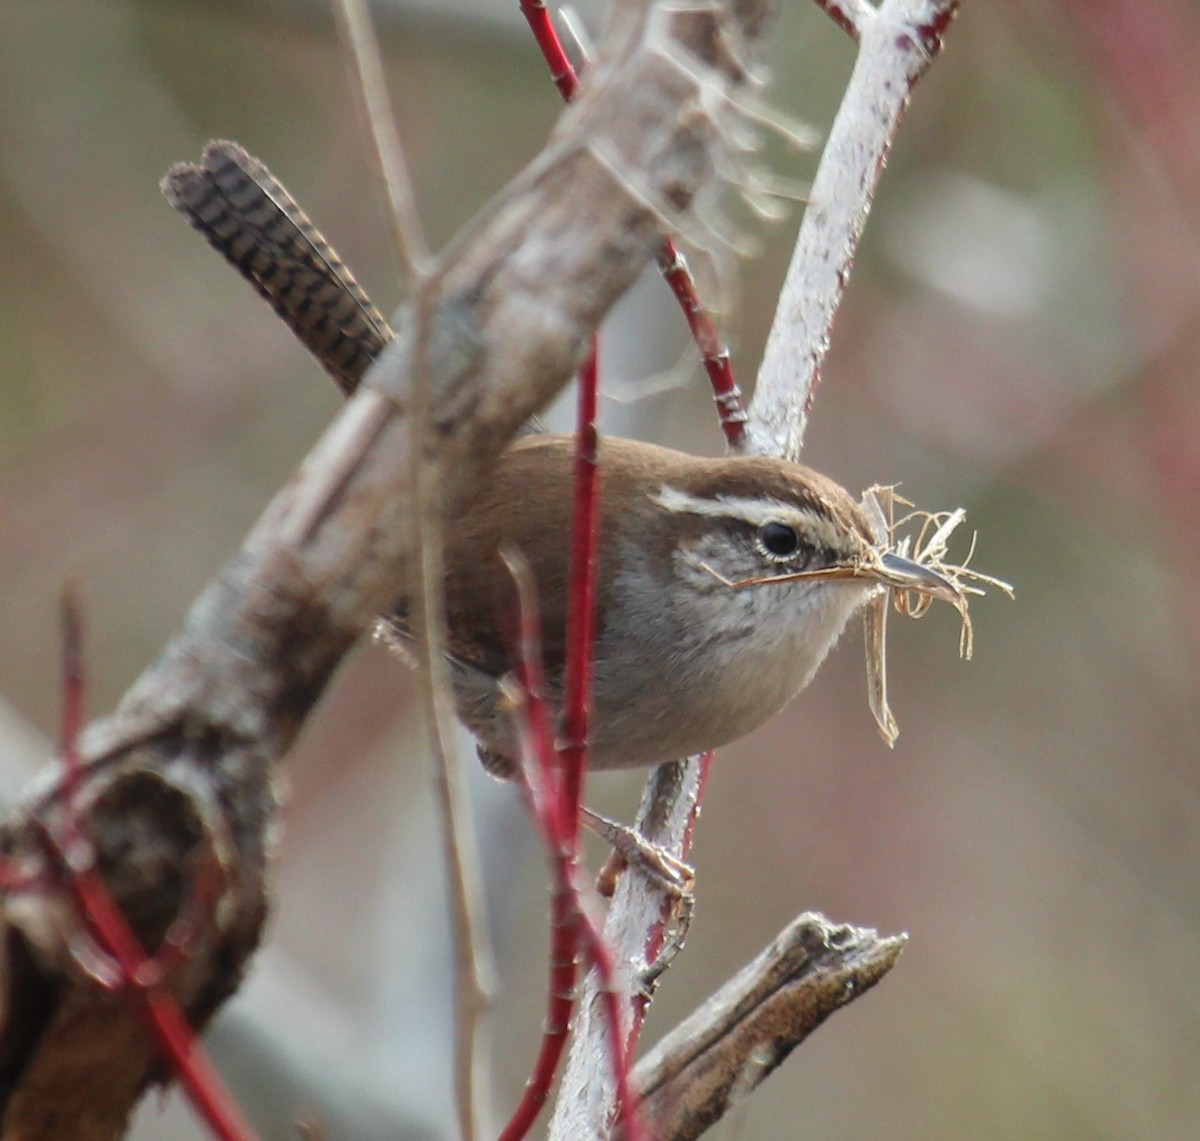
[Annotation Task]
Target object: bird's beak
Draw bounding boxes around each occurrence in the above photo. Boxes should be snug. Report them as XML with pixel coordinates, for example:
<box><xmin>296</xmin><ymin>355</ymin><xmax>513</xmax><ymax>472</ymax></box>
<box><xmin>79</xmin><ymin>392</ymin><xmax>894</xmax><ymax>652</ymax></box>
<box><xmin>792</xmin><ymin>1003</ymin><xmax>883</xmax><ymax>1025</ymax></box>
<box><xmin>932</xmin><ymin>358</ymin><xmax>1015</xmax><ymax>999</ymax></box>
<box><xmin>873</xmin><ymin>551</ymin><xmax>961</xmax><ymax>604</ymax></box>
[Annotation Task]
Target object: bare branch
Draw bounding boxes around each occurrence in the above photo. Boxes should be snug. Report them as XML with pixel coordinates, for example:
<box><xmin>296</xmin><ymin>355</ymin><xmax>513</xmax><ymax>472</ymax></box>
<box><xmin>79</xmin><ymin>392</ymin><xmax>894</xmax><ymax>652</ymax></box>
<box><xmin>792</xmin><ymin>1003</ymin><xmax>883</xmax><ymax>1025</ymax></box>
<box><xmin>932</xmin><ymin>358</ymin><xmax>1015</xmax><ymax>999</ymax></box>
<box><xmin>750</xmin><ymin>0</ymin><xmax>961</xmax><ymax>460</ymax></box>
<box><xmin>632</xmin><ymin>915</ymin><xmax>906</xmax><ymax>1140</ymax></box>
<box><xmin>332</xmin><ymin>3</ymin><xmax>494</xmax><ymax>1132</ymax></box>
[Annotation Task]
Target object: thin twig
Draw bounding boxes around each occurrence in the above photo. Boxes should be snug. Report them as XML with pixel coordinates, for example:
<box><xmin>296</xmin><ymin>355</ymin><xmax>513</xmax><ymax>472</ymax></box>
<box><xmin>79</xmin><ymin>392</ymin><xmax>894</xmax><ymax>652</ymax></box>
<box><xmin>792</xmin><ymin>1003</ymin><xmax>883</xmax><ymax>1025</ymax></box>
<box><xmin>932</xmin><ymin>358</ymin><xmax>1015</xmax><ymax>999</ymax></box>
<box><xmin>330</xmin><ymin>0</ymin><xmax>431</xmax><ymax>275</ymax></box>
<box><xmin>656</xmin><ymin>242</ymin><xmax>747</xmax><ymax>449</ymax></box>
<box><xmin>331</xmin><ymin>2</ymin><xmax>491</xmax><ymax>1137</ymax></box>
<box><xmin>408</xmin><ymin>281</ymin><xmax>495</xmax><ymax>1141</ymax></box>
<box><xmin>520</xmin><ymin>0</ymin><xmax>749</xmax><ymax>448</ymax></box>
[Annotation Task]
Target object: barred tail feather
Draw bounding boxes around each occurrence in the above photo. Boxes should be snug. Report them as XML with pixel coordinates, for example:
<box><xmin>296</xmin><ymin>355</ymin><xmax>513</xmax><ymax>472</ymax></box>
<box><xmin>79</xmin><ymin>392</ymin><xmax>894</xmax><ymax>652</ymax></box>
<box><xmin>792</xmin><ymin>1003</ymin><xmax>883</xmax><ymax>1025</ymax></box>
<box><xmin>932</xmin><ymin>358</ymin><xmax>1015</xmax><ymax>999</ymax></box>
<box><xmin>162</xmin><ymin>140</ymin><xmax>392</xmax><ymax>393</ymax></box>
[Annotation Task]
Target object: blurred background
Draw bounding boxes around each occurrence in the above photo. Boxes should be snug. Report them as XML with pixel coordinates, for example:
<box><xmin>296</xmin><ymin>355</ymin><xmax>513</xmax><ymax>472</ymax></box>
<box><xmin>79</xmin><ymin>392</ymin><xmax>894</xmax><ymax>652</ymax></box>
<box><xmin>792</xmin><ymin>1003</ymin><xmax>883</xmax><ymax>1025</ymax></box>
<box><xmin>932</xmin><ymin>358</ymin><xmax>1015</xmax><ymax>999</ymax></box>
<box><xmin>2</xmin><ymin>0</ymin><xmax>1198</xmax><ymax>1137</ymax></box>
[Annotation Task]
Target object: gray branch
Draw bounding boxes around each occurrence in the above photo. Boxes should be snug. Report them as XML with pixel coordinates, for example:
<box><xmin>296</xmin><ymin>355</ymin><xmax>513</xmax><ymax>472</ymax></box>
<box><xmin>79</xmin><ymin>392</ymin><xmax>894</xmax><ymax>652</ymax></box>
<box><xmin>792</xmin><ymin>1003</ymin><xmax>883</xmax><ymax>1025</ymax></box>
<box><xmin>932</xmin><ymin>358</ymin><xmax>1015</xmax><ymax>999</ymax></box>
<box><xmin>633</xmin><ymin>916</ymin><xmax>906</xmax><ymax>1140</ymax></box>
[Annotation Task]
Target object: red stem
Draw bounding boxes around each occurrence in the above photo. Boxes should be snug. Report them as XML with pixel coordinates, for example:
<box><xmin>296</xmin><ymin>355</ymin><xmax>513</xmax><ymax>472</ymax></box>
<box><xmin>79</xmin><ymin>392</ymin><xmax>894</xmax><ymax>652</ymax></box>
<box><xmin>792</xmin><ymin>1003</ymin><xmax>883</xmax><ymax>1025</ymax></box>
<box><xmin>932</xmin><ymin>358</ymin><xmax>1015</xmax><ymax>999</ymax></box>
<box><xmin>64</xmin><ymin>867</ymin><xmax>257</xmax><ymax>1141</ymax></box>
<box><xmin>519</xmin><ymin>0</ymin><xmax>748</xmax><ymax>448</ymax></box>
<box><xmin>495</xmin><ymin>883</ymin><xmax>577</xmax><ymax>1141</ymax></box>
<box><xmin>502</xmin><ymin>554</ymin><xmax>648</xmax><ymax>1141</ymax></box>
<box><xmin>518</xmin><ymin>0</ymin><xmax>580</xmax><ymax>102</ymax></box>
<box><xmin>656</xmin><ymin>244</ymin><xmax>747</xmax><ymax>449</ymax></box>
<box><xmin>560</xmin><ymin>340</ymin><xmax>601</xmax><ymax>839</ymax></box>
<box><xmin>499</xmin><ymin>14</ymin><xmax>594</xmax><ymax>1141</ymax></box>
<box><xmin>496</xmin><ymin>229</ymin><xmax>603</xmax><ymax>1141</ymax></box>
<box><xmin>499</xmin><ymin>339</ymin><xmax>601</xmax><ymax>1141</ymax></box>
<box><xmin>505</xmin><ymin>7</ymin><xmax>732</xmax><ymax>1137</ymax></box>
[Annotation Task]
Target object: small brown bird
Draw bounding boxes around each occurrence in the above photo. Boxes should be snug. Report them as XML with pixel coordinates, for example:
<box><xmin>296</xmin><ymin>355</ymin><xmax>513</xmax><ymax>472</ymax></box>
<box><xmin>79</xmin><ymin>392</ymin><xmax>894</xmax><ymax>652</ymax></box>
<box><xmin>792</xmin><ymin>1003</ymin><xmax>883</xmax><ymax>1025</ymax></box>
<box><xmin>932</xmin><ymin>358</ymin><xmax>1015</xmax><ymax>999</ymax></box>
<box><xmin>165</xmin><ymin>141</ymin><xmax>985</xmax><ymax>776</ymax></box>
<box><xmin>378</xmin><ymin>433</ymin><xmax>955</xmax><ymax>772</ymax></box>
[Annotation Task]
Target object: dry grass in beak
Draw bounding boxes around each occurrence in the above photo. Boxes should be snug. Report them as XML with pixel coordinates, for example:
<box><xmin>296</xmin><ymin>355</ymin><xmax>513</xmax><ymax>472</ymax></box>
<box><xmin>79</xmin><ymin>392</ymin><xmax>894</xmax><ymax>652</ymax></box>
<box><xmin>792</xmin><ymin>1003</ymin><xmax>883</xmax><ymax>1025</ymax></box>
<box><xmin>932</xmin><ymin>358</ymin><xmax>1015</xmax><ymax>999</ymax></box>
<box><xmin>859</xmin><ymin>485</ymin><xmax>1014</xmax><ymax>746</ymax></box>
<box><xmin>697</xmin><ymin>486</ymin><xmax>1013</xmax><ymax>747</ymax></box>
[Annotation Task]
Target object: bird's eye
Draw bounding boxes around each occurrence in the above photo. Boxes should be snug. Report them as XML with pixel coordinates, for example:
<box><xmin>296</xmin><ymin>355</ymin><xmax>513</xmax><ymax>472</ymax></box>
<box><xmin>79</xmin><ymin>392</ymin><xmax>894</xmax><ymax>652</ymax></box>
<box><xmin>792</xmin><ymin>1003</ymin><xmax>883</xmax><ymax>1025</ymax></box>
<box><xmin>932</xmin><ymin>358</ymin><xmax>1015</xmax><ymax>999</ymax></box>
<box><xmin>759</xmin><ymin>521</ymin><xmax>800</xmax><ymax>558</ymax></box>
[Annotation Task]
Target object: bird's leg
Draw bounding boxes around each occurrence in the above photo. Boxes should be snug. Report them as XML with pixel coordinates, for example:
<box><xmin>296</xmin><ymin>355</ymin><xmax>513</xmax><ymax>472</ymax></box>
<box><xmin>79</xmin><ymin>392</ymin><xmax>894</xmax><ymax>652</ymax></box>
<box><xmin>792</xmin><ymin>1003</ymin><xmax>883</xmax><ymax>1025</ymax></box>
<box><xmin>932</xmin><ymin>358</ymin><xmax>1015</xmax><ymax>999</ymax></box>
<box><xmin>582</xmin><ymin>806</ymin><xmax>695</xmax><ymax>992</ymax></box>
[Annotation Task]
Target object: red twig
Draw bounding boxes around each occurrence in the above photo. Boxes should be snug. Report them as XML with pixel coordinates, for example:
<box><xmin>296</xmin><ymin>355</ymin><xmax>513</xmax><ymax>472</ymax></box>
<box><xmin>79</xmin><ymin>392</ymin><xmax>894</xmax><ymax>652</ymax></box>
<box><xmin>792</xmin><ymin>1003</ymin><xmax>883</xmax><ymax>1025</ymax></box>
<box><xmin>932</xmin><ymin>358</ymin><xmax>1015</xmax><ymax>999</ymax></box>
<box><xmin>495</xmin><ymin>541</ymin><xmax>576</xmax><ymax>1141</ymax></box>
<box><xmin>656</xmin><ymin>244</ymin><xmax>747</xmax><ymax>449</ymax></box>
<box><xmin>496</xmin><ymin>880</ymin><xmax>578</xmax><ymax>1141</ymax></box>
<box><xmin>59</xmin><ymin>862</ymin><xmax>253</xmax><ymax>1141</ymax></box>
<box><xmin>518</xmin><ymin>0</ymin><xmax>579</xmax><ymax>102</ymax></box>
<box><xmin>505</xmin><ymin>7</ymin><xmax>741</xmax><ymax>1135</ymax></box>
<box><xmin>520</xmin><ymin>0</ymin><xmax>749</xmax><ymax>446</ymax></box>
<box><xmin>497</xmin><ymin>338</ymin><xmax>601</xmax><ymax>1141</ymax></box>
<box><xmin>498</xmin><ymin>14</ymin><xmax>602</xmax><ymax>1140</ymax></box>
<box><xmin>499</xmin><ymin>338</ymin><xmax>602</xmax><ymax>1141</ymax></box>
<box><xmin>505</xmin><ymin>9</ymin><xmax>734</xmax><ymax>1134</ymax></box>
<box><xmin>50</xmin><ymin>591</ymin><xmax>256</xmax><ymax>1141</ymax></box>
<box><xmin>500</xmin><ymin>552</ymin><xmax>648</xmax><ymax>1141</ymax></box>
<box><xmin>560</xmin><ymin>339</ymin><xmax>601</xmax><ymax>837</ymax></box>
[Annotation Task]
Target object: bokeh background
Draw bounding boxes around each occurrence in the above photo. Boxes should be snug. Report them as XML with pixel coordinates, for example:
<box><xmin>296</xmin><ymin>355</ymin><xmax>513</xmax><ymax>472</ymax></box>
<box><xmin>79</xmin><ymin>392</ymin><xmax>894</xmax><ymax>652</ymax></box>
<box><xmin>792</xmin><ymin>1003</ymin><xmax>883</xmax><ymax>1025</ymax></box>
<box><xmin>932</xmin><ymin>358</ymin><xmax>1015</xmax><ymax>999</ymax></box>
<box><xmin>2</xmin><ymin>1</ymin><xmax>1199</xmax><ymax>1138</ymax></box>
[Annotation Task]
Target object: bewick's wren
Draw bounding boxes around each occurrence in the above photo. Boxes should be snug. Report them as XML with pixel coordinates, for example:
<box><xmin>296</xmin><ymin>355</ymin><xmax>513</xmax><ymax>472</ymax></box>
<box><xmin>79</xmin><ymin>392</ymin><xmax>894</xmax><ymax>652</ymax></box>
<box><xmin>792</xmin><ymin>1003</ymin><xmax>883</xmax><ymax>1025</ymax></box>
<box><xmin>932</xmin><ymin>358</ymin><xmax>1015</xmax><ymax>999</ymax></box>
<box><xmin>378</xmin><ymin>433</ymin><xmax>956</xmax><ymax>773</ymax></box>
<box><xmin>165</xmin><ymin>142</ymin><xmax>978</xmax><ymax>775</ymax></box>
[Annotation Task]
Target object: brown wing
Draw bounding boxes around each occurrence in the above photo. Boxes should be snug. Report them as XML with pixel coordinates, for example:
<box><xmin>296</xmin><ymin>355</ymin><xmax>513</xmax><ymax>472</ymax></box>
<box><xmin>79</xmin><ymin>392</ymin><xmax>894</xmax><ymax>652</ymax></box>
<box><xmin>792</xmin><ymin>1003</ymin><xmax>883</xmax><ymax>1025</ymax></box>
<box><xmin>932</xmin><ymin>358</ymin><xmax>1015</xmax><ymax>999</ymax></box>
<box><xmin>439</xmin><ymin>435</ymin><xmax>580</xmax><ymax>679</ymax></box>
<box><xmin>388</xmin><ymin>435</ymin><xmax>705</xmax><ymax>679</ymax></box>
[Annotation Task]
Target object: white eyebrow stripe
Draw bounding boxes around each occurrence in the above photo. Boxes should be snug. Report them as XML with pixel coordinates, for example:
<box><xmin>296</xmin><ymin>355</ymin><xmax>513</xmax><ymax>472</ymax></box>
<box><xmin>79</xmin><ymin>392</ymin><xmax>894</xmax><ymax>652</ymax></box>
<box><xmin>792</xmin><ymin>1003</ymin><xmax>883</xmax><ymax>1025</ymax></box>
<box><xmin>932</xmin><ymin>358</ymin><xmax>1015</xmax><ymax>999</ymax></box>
<box><xmin>651</xmin><ymin>485</ymin><xmax>848</xmax><ymax>550</ymax></box>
